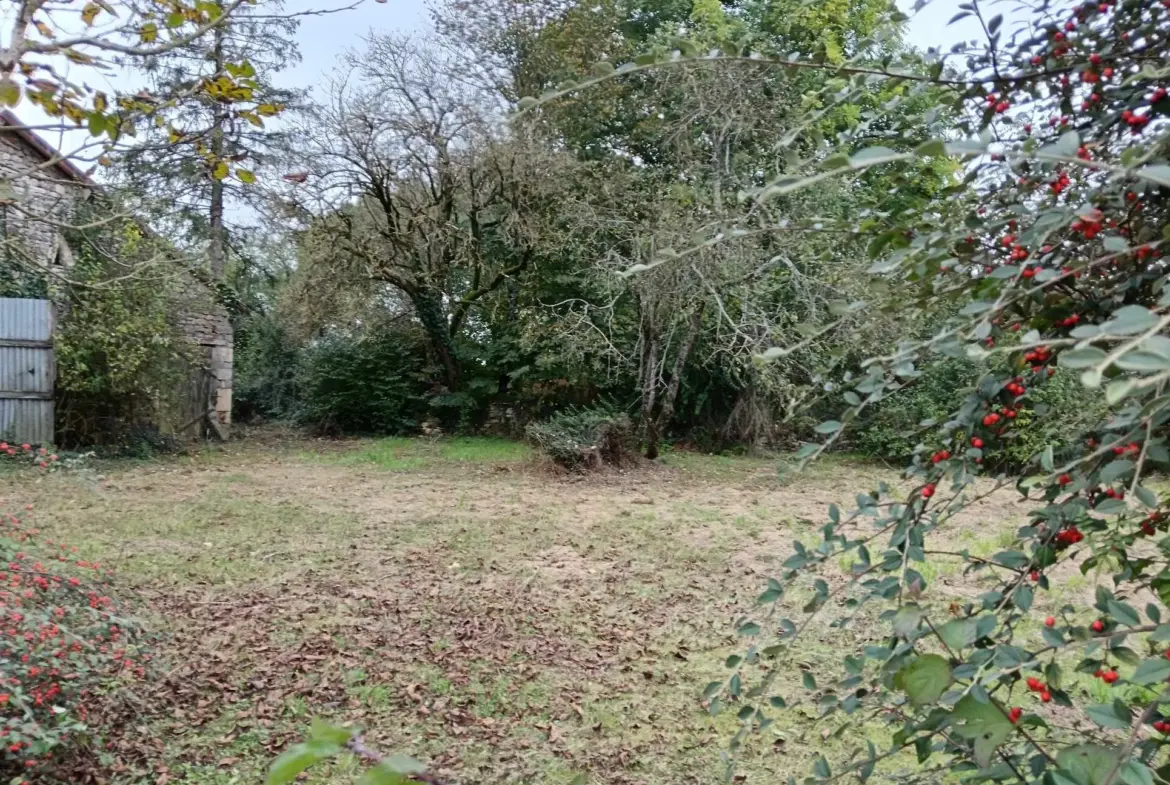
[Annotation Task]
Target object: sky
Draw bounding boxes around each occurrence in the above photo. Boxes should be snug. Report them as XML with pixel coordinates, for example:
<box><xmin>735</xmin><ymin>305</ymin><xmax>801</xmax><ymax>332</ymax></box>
<box><xmin>274</xmin><ymin>0</ymin><xmax>999</xmax><ymax>94</ymax></box>
<box><xmin>1</xmin><ymin>0</ymin><xmax>1034</xmax><ymax>181</ymax></box>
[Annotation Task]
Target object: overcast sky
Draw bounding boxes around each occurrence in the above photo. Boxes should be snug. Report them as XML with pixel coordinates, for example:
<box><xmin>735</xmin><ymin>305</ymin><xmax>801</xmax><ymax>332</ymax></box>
<box><xmin>272</xmin><ymin>0</ymin><xmax>1030</xmax><ymax>94</ymax></box>
<box><xmin>4</xmin><ymin>0</ymin><xmax>1032</xmax><ymax>177</ymax></box>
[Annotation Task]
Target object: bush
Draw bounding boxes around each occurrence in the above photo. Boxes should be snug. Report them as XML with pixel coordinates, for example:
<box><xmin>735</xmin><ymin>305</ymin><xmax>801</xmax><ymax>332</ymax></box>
<box><xmin>526</xmin><ymin>404</ymin><xmax>634</xmax><ymax>470</ymax></box>
<box><xmin>854</xmin><ymin>358</ymin><xmax>1111</xmax><ymax>470</ymax></box>
<box><xmin>0</xmin><ymin>505</ymin><xmax>148</xmax><ymax>780</ymax></box>
<box><xmin>233</xmin><ymin>314</ymin><xmax>302</xmax><ymax>423</ymax></box>
<box><xmin>54</xmin><ymin>216</ymin><xmax>193</xmax><ymax>448</ymax></box>
<box><xmin>853</xmin><ymin>357</ymin><xmax>979</xmax><ymax>459</ymax></box>
<box><xmin>293</xmin><ymin>329</ymin><xmax>429</xmax><ymax>435</ymax></box>
<box><xmin>998</xmin><ymin>368</ymin><xmax>1111</xmax><ymax>470</ymax></box>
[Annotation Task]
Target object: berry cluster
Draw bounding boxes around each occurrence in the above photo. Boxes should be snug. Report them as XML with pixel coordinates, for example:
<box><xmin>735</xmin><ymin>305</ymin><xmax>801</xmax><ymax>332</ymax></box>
<box><xmin>1025</xmin><ymin>676</ymin><xmax>1052</xmax><ymax>703</ymax></box>
<box><xmin>0</xmin><ymin>443</ymin><xmax>60</xmax><ymax>473</ymax></box>
<box><xmin>0</xmin><ymin>504</ymin><xmax>148</xmax><ymax>781</ymax></box>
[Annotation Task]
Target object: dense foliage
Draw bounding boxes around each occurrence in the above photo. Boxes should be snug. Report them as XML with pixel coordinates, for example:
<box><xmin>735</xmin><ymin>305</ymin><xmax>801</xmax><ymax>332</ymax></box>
<box><xmin>54</xmin><ymin>211</ymin><xmax>194</xmax><ymax>449</ymax></box>
<box><xmin>0</xmin><ymin>505</ymin><xmax>148</xmax><ymax>782</ymax></box>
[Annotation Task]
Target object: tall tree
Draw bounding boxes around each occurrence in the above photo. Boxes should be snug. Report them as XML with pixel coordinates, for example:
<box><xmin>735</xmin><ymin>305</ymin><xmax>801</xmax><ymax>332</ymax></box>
<box><xmin>434</xmin><ymin>0</ymin><xmax>947</xmax><ymax>454</ymax></box>
<box><xmin>0</xmin><ymin>0</ymin><xmax>307</xmax><ymax>285</ymax></box>
<box><xmin>287</xmin><ymin>34</ymin><xmax>575</xmax><ymax>395</ymax></box>
<box><xmin>113</xmin><ymin>2</ymin><xmax>301</xmax><ymax>280</ymax></box>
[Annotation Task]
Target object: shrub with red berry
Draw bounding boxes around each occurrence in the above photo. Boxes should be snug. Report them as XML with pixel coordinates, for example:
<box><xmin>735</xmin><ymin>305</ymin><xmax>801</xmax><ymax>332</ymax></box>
<box><xmin>0</xmin><ymin>504</ymin><xmax>148</xmax><ymax>781</ymax></box>
<box><xmin>0</xmin><ymin>443</ymin><xmax>78</xmax><ymax>475</ymax></box>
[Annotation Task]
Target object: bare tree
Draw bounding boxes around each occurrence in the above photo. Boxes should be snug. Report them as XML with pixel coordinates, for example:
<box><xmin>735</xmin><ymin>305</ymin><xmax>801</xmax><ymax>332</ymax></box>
<box><xmin>285</xmin><ymin>33</ymin><xmax>573</xmax><ymax>392</ymax></box>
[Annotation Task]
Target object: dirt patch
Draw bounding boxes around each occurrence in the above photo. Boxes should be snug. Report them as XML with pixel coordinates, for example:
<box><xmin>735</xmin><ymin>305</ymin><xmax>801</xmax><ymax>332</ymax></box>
<box><xmin>522</xmin><ymin>545</ymin><xmax>613</xmax><ymax>583</ymax></box>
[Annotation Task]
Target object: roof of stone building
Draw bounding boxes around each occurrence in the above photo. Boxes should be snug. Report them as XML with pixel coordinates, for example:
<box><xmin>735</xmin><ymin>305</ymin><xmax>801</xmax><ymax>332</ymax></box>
<box><xmin>0</xmin><ymin>109</ymin><xmax>95</xmax><ymax>185</ymax></box>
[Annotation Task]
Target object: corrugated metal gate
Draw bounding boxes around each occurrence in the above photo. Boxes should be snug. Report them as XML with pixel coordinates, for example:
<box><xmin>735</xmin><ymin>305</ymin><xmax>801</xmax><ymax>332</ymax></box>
<box><xmin>0</xmin><ymin>297</ymin><xmax>54</xmax><ymax>444</ymax></box>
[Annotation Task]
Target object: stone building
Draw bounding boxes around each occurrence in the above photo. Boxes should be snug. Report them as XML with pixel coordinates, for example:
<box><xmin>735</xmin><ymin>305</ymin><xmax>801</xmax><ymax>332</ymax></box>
<box><xmin>0</xmin><ymin>110</ymin><xmax>233</xmax><ymax>436</ymax></box>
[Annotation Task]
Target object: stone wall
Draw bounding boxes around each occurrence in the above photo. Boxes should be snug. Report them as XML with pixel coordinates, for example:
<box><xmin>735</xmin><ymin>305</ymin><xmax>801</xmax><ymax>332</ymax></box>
<box><xmin>0</xmin><ymin>133</ymin><xmax>86</xmax><ymax>266</ymax></box>
<box><xmin>0</xmin><ymin>123</ymin><xmax>233</xmax><ymax>433</ymax></box>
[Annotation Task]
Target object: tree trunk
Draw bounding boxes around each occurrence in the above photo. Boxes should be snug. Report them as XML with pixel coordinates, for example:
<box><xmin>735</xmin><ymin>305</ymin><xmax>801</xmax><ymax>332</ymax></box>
<box><xmin>207</xmin><ymin>24</ymin><xmax>227</xmax><ymax>281</ymax></box>
<box><xmin>640</xmin><ymin>321</ymin><xmax>661</xmax><ymax>459</ymax></box>
<box><xmin>410</xmin><ymin>286</ymin><xmax>462</xmax><ymax>391</ymax></box>
<box><xmin>647</xmin><ymin>304</ymin><xmax>704</xmax><ymax>460</ymax></box>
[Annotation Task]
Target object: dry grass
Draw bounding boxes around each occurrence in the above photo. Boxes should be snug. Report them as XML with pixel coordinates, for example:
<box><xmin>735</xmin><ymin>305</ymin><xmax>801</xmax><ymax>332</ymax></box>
<box><xmin>0</xmin><ymin>435</ymin><xmax>1056</xmax><ymax>785</ymax></box>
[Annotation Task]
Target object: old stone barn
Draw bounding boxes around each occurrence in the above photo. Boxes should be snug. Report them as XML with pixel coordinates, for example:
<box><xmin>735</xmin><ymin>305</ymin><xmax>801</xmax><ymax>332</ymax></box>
<box><xmin>0</xmin><ymin>111</ymin><xmax>233</xmax><ymax>441</ymax></box>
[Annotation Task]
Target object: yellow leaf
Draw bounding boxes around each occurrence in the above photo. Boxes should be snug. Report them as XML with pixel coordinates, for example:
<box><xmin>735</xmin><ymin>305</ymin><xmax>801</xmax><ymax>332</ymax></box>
<box><xmin>64</xmin><ymin>49</ymin><xmax>94</xmax><ymax>64</ymax></box>
<box><xmin>140</xmin><ymin>22</ymin><xmax>158</xmax><ymax>43</ymax></box>
<box><xmin>256</xmin><ymin>102</ymin><xmax>283</xmax><ymax>117</ymax></box>
<box><xmin>0</xmin><ymin>78</ymin><xmax>20</xmax><ymax>107</ymax></box>
<box><xmin>235</xmin><ymin>167</ymin><xmax>256</xmax><ymax>184</ymax></box>
<box><xmin>80</xmin><ymin>3</ymin><xmax>100</xmax><ymax>25</ymax></box>
<box><xmin>33</xmin><ymin>20</ymin><xmax>55</xmax><ymax>39</ymax></box>
<box><xmin>211</xmin><ymin>161</ymin><xmax>229</xmax><ymax>180</ymax></box>
<box><xmin>93</xmin><ymin>92</ymin><xmax>107</xmax><ymax>113</ymax></box>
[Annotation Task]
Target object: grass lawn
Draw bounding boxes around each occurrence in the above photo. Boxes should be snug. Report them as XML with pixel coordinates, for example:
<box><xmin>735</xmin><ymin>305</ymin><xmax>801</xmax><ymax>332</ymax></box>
<box><xmin>0</xmin><ymin>435</ymin><xmax>1056</xmax><ymax>784</ymax></box>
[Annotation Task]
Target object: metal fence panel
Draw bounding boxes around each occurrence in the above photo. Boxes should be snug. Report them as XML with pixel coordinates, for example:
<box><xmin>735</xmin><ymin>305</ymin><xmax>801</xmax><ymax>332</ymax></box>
<box><xmin>0</xmin><ymin>297</ymin><xmax>54</xmax><ymax>444</ymax></box>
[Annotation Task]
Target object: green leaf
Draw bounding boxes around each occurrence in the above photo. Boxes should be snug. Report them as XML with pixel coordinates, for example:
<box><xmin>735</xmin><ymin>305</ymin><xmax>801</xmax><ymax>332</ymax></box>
<box><xmin>358</xmin><ymin>764</ymin><xmax>408</xmax><ymax>785</ymax></box>
<box><xmin>849</xmin><ymin>146</ymin><xmax>899</xmax><ymax>168</ymax></box>
<box><xmin>814</xmin><ymin>420</ymin><xmax>842</xmax><ymax>434</ymax></box>
<box><xmin>802</xmin><ymin>671</ymin><xmax>817</xmax><ymax>690</ymax></box>
<box><xmin>309</xmin><ymin>719</ymin><xmax>353</xmax><ymax>745</ymax></box>
<box><xmin>1056</xmin><ymin>745</ymin><xmax>1122</xmax><ymax>785</ymax></box>
<box><xmin>265</xmin><ymin>740</ymin><xmax>342</xmax><ymax>785</ymax></box>
<box><xmin>1131</xmin><ymin>657</ymin><xmax>1170</xmax><ymax>684</ymax></box>
<box><xmin>1121</xmin><ymin>761</ymin><xmax>1155</xmax><ymax>785</ymax></box>
<box><xmin>1103</xmin><ymin>236</ymin><xmax>1129</xmax><ymax>253</ymax></box>
<box><xmin>893</xmin><ymin>604</ymin><xmax>923</xmax><ymax>637</ymax></box>
<box><xmin>1086</xmin><ymin>702</ymin><xmax>1131</xmax><ymax>730</ymax></box>
<box><xmin>1107</xmin><ymin>599</ymin><xmax>1141</xmax><ymax>627</ymax></box>
<box><xmin>1104</xmin><ymin>305</ymin><xmax>1158</xmax><ymax>336</ymax></box>
<box><xmin>737</xmin><ymin>621</ymin><xmax>760</xmax><ymax>636</ymax></box>
<box><xmin>87</xmin><ymin>112</ymin><xmax>106</xmax><ymax>136</ymax></box>
<box><xmin>1100</xmin><ymin>460</ymin><xmax>1135</xmax><ymax>484</ymax></box>
<box><xmin>897</xmin><ymin>654</ymin><xmax>952</xmax><ymax>706</ymax></box>
<box><xmin>358</xmin><ymin>756</ymin><xmax>427</xmax><ymax>785</ymax></box>
<box><xmin>516</xmin><ymin>96</ymin><xmax>539</xmax><ymax>110</ymax></box>
<box><xmin>1060</xmin><ymin>346</ymin><xmax>1108</xmax><ymax>369</ymax></box>
<box><xmin>814</xmin><ymin>756</ymin><xmax>831</xmax><ymax>778</ymax></box>
<box><xmin>952</xmin><ymin>695</ymin><xmax>1014</xmax><ymax>768</ymax></box>
<box><xmin>1136</xmin><ymin>165</ymin><xmax>1170</xmax><ymax>188</ymax></box>
<box><xmin>1149</xmin><ymin>625</ymin><xmax>1170</xmax><ymax>642</ymax></box>
<box><xmin>915</xmin><ymin>139</ymin><xmax>946</xmax><ymax>157</ymax></box>
<box><xmin>1116</xmin><ymin>351</ymin><xmax>1170</xmax><ymax>373</ymax></box>
<box><xmin>591</xmin><ymin>61</ymin><xmax>615</xmax><ymax>77</ymax></box>
<box><xmin>938</xmin><ymin>618</ymin><xmax>978</xmax><ymax>650</ymax></box>
<box><xmin>1015</xmin><ymin>584</ymin><xmax>1034</xmax><ymax>611</ymax></box>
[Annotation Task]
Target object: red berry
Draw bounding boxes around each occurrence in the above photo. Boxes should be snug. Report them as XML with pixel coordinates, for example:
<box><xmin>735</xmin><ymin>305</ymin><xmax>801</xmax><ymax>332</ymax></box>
<box><xmin>1103</xmin><ymin>670</ymin><xmax>1119</xmax><ymax>684</ymax></box>
<box><xmin>1026</xmin><ymin>677</ymin><xmax>1043</xmax><ymax>691</ymax></box>
<box><xmin>1058</xmin><ymin>474</ymin><xmax>1072</xmax><ymax>486</ymax></box>
<box><xmin>1040</xmin><ymin>690</ymin><xmax>1052</xmax><ymax>702</ymax></box>
<box><xmin>921</xmin><ymin>483</ymin><xmax>936</xmax><ymax>499</ymax></box>
<box><xmin>1030</xmin><ymin>570</ymin><xmax>1040</xmax><ymax>582</ymax></box>
<box><xmin>1091</xmin><ymin>619</ymin><xmax>1105</xmax><ymax>633</ymax></box>
<box><xmin>1045</xmin><ymin>616</ymin><xmax>1055</xmax><ymax>627</ymax></box>
<box><xmin>971</xmin><ymin>438</ymin><xmax>984</xmax><ymax>448</ymax></box>
<box><xmin>1009</xmin><ymin>707</ymin><xmax>1022</xmax><ymax>723</ymax></box>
